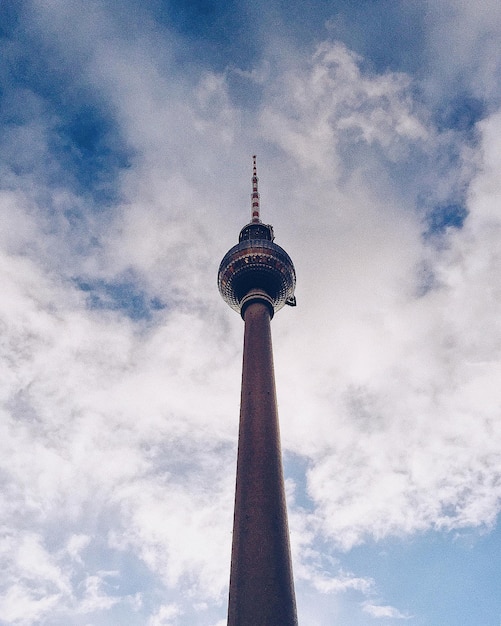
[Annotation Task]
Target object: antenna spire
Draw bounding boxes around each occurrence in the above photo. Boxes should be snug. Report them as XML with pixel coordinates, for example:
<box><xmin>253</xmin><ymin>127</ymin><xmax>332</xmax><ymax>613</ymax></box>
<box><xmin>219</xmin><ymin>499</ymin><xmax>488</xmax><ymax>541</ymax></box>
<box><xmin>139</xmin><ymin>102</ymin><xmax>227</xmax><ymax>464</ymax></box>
<box><xmin>251</xmin><ymin>155</ymin><xmax>260</xmax><ymax>223</ymax></box>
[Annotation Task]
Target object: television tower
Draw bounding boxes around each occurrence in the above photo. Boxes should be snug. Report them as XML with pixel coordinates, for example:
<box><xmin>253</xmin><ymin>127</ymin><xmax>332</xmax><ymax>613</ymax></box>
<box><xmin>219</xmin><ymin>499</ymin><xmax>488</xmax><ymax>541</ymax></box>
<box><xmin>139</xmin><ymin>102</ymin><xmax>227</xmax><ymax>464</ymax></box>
<box><xmin>218</xmin><ymin>156</ymin><xmax>298</xmax><ymax>625</ymax></box>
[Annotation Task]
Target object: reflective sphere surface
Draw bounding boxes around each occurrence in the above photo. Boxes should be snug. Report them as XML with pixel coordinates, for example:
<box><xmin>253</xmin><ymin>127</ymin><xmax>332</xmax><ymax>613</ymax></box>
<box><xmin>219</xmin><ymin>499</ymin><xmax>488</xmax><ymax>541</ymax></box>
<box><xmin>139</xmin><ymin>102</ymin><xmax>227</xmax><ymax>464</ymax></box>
<box><xmin>218</xmin><ymin>239</ymin><xmax>296</xmax><ymax>314</ymax></box>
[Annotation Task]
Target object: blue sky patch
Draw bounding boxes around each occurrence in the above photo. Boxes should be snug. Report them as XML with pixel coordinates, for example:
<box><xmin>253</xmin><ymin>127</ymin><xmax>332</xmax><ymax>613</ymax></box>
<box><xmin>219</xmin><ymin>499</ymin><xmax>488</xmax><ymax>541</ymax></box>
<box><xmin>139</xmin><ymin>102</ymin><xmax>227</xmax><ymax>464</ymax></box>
<box><xmin>0</xmin><ymin>10</ymin><xmax>133</xmax><ymax>206</ymax></box>
<box><xmin>341</xmin><ymin>527</ymin><xmax>501</xmax><ymax>625</ymax></box>
<box><xmin>436</xmin><ymin>94</ymin><xmax>486</xmax><ymax>134</ymax></box>
<box><xmin>425</xmin><ymin>203</ymin><xmax>468</xmax><ymax>236</ymax></box>
<box><xmin>76</xmin><ymin>278</ymin><xmax>166</xmax><ymax>321</ymax></box>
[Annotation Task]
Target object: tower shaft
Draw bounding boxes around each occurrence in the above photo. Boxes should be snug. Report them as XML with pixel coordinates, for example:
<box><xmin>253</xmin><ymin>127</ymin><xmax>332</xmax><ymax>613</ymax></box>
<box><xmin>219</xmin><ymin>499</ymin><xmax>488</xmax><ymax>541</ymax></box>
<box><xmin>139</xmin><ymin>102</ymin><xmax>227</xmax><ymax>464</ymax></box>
<box><xmin>219</xmin><ymin>157</ymin><xmax>297</xmax><ymax>624</ymax></box>
<box><xmin>228</xmin><ymin>295</ymin><xmax>298</xmax><ymax>626</ymax></box>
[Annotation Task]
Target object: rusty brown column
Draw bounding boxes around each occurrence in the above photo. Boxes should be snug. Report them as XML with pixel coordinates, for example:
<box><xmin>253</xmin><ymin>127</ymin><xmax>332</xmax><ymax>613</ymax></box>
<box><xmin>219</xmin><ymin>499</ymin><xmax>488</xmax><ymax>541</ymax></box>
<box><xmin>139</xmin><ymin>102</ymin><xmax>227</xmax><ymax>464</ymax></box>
<box><xmin>227</xmin><ymin>295</ymin><xmax>298</xmax><ymax>626</ymax></box>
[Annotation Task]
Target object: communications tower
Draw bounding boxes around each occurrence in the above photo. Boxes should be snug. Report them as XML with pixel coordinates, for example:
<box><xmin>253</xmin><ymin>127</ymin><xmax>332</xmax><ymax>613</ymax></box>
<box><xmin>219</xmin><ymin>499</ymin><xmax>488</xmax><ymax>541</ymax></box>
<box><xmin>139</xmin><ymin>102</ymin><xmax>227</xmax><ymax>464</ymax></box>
<box><xmin>218</xmin><ymin>156</ymin><xmax>298</xmax><ymax>625</ymax></box>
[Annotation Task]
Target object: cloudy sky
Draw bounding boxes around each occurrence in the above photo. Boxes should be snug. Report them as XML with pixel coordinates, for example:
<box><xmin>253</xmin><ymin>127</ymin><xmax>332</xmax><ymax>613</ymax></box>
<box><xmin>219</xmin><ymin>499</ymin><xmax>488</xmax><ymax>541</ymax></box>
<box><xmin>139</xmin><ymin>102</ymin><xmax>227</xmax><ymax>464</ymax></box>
<box><xmin>2</xmin><ymin>1</ymin><xmax>501</xmax><ymax>624</ymax></box>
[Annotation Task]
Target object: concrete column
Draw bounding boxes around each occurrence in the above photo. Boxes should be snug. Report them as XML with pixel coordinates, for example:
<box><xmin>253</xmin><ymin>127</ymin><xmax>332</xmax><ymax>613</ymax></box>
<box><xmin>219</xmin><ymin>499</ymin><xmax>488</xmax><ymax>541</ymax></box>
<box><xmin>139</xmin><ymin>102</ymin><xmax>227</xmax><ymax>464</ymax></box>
<box><xmin>227</xmin><ymin>297</ymin><xmax>298</xmax><ymax>626</ymax></box>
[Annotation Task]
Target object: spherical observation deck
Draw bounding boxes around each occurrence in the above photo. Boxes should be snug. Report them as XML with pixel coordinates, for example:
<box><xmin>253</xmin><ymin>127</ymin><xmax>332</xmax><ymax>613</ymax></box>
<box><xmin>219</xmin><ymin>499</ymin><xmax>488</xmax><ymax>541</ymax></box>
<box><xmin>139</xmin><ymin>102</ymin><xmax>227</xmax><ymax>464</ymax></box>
<box><xmin>218</xmin><ymin>222</ymin><xmax>296</xmax><ymax>317</ymax></box>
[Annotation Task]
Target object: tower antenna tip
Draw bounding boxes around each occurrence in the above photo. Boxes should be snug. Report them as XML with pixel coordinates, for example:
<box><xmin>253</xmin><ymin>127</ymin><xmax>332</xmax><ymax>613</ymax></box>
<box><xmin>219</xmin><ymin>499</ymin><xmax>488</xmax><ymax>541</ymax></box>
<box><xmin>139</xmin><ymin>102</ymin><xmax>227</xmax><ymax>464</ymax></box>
<box><xmin>251</xmin><ymin>155</ymin><xmax>260</xmax><ymax>223</ymax></box>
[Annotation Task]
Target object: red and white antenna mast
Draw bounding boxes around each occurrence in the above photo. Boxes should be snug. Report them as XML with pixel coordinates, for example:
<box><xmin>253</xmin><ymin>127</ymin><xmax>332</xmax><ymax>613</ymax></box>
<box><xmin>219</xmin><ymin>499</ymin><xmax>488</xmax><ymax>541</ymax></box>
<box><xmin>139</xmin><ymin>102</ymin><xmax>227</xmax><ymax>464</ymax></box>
<box><xmin>251</xmin><ymin>155</ymin><xmax>260</xmax><ymax>223</ymax></box>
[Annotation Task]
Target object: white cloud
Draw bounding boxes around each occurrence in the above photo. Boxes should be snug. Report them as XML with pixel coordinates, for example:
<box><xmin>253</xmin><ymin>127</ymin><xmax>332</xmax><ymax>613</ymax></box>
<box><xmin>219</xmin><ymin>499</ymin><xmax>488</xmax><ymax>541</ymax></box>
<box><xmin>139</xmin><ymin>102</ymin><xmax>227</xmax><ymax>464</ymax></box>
<box><xmin>363</xmin><ymin>601</ymin><xmax>412</xmax><ymax>619</ymax></box>
<box><xmin>0</xmin><ymin>532</ymin><xmax>70</xmax><ymax>624</ymax></box>
<box><xmin>260</xmin><ymin>40</ymin><xmax>429</xmax><ymax>177</ymax></box>
<box><xmin>273</xmin><ymin>90</ymin><xmax>501</xmax><ymax>550</ymax></box>
<box><xmin>0</xmin><ymin>584</ymin><xmax>61</xmax><ymax>625</ymax></box>
<box><xmin>77</xmin><ymin>572</ymin><xmax>121</xmax><ymax>614</ymax></box>
<box><xmin>424</xmin><ymin>0</ymin><xmax>501</xmax><ymax>102</ymax></box>
<box><xmin>66</xmin><ymin>535</ymin><xmax>91</xmax><ymax>565</ymax></box>
<box><xmin>147</xmin><ymin>604</ymin><xmax>181</xmax><ymax>626</ymax></box>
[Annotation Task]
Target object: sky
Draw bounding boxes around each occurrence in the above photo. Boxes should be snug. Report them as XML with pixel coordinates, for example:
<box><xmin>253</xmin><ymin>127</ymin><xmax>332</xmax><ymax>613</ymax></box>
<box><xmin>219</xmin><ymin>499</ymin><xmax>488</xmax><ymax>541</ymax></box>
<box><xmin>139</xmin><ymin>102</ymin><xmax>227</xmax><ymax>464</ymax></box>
<box><xmin>1</xmin><ymin>0</ymin><xmax>501</xmax><ymax>624</ymax></box>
